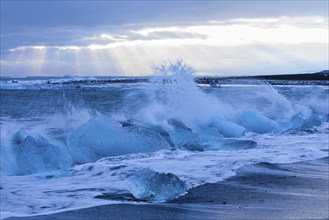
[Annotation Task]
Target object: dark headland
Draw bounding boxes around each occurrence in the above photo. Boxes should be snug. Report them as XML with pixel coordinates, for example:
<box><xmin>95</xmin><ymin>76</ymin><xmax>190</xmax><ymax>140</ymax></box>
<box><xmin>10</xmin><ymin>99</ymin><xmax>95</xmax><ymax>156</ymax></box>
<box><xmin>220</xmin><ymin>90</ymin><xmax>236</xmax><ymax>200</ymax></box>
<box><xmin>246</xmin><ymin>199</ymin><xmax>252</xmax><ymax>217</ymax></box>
<box><xmin>196</xmin><ymin>70</ymin><xmax>329</xmax><ymax>85</ymax></box>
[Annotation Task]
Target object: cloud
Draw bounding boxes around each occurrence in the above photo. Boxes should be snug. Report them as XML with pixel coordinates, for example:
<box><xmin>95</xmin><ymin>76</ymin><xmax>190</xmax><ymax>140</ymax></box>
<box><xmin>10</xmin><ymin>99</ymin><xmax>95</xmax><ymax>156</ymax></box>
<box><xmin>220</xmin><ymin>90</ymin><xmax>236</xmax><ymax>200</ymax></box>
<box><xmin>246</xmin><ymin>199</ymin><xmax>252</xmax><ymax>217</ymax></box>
<box><xmin>8</xmin><ymin>16</ymin><xmax>328</xmax><ymax>51</ymax></box>
<box><xmin>209</xmin><ymin>16</ymin><xmax>328</xmax><ymax>28</ymax></box>
<box><xmin>1</xmin><ymin>16</ymin><xmax>328</xmax><ymax>76</ymax></box>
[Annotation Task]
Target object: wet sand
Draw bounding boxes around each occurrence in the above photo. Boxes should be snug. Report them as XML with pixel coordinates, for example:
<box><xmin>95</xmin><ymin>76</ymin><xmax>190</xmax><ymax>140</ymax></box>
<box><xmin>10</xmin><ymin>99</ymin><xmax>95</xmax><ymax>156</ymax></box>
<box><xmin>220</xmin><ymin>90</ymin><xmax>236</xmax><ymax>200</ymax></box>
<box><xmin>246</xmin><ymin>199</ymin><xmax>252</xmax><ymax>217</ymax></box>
<box><xmin>5</xmin><ymin>157</ymin><xmax>329</xmax><ymax>220</ymax></box>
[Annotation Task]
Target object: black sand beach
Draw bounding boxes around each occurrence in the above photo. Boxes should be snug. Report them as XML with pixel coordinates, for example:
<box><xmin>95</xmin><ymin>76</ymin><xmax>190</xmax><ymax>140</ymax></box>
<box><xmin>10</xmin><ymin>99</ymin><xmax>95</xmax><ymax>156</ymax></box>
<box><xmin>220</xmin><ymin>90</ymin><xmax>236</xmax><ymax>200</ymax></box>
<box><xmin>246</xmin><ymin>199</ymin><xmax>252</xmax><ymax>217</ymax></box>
<box><xmin>5</xmin><ymin>157</ymin><xmax>329</xmax><ymax>220</ymax></box>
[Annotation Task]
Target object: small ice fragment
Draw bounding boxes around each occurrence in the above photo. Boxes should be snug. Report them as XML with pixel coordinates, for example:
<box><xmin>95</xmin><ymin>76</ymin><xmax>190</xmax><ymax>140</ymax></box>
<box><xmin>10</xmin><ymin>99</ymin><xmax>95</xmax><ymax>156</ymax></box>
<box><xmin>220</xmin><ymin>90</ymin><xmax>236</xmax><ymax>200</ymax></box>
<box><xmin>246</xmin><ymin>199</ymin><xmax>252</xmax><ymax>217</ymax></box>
<box><xmin>127</xmin><ymin>169</ymin><xmax>187</xmax><ymax>202</ymax></box>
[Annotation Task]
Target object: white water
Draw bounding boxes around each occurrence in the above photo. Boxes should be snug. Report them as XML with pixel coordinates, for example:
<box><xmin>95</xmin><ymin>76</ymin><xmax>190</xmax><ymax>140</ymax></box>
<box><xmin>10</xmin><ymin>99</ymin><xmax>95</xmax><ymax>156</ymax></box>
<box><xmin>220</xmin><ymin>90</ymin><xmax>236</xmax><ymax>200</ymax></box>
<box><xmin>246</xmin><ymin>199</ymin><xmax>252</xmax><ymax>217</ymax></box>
<box><xmin>0</xmin><ymin>61</ymin><xmax>328</xmax><ymax>218</ymax></box>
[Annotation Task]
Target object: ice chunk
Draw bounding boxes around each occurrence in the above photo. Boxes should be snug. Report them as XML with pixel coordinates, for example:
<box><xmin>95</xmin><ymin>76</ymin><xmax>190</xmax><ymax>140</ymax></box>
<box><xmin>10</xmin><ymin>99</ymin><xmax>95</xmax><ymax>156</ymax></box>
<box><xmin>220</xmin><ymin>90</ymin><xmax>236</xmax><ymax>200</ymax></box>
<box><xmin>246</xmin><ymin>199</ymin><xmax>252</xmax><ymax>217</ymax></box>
<box><xmin>209</xmin><ymin>139</ymin><xmax>257</xmax><ymax>150</ymax></box>
<box><xmin>239</xmin><ymin>109</ymin><xmax>277</xmax><ymax>134</ymax></box>
<box><xmin>170</xmin><ymin>133</ymin><xmax>204</xmax><ymax>151</ymax></box>
<box><xmin>198</xmin><ymin>133</ymin><xmax>257</xmax><ymax>150</ymax></box>
<box><xmin>276</xmin><ymin>109</ymin><xmax>323</xmax><ymax>133</ymax></box>
<box><xmin>166</xmin><ymin>118</ymin><xmax>204</xmax><ymax>151</ymax></box>
<box><xmin>165</xmin><ymin>118</ymin><xmax>252</xmax><ymax>151</ymax></box>
<box><xmin>290</xmin><ymin>109</ymin><xmax>322</xmax><ymax>130</ymax></box>
<box><xmin>127</xmin><ymin>169</ymin><xmax>187</xmax><ymax>202</ymax></box>
<box><xmin>275</xmin><ymin>121</ymin><xmax>293</xmax><ymax>134</ymax></box>
<box><xmin>12</xmin><ymin>129</ymin><xmax>28</xmax><ymax>145</ymax></box>
<box><xmin>161</xmin><ymin>117</ymin><xmax>255</xmax><ymax>151</ymax></box>
<box><xmin>209</xmin><ymin>119</ymin><xmax>245</xmax><ymax>137</ymax></box>
<box><xmin>13</xmin><ymin>130</ymin><xmax>71</xmax><ymax>175</ymax></box>
<box><xmin>67</xmin><ymin>117</ymin><xmax>171</xmax><ymax>164</ymax></box>
<box><xmin>143</xmin><ymin>125</ymin><xmax>176</xmax><ymax>149</ymax></box>
<box><xmin>167</xmin><ymin>117</ymin><xmax>192</xmax><ymax>132</ymax></box>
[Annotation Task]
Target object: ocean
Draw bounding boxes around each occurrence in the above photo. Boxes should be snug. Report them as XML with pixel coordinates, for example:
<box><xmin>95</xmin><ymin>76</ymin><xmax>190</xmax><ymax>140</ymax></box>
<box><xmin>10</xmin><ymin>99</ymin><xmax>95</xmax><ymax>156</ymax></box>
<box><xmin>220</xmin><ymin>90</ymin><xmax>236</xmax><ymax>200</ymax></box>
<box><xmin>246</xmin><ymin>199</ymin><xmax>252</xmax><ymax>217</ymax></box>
<box><xmin>0</xmin><ymin>64</ymin><xmax>328</xmax><ymax>218</ymax></box>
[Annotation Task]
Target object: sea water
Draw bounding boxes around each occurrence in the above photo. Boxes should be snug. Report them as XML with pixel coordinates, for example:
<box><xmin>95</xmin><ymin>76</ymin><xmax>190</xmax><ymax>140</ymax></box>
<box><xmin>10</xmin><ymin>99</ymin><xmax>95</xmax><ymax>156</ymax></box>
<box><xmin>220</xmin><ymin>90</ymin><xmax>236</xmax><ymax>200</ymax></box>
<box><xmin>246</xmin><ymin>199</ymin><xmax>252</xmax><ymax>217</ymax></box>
<box><xmin>0</xmin><ymin>62</ymin><xmax>328</xmax><ymax>218</ymax></box>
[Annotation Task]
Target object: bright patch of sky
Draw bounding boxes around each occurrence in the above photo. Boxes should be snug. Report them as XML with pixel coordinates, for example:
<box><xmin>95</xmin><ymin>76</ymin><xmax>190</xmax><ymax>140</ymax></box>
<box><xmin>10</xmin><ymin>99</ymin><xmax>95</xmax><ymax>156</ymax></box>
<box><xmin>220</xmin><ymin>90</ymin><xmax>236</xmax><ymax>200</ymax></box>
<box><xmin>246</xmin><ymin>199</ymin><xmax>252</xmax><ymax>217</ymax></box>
<box><xmin>1</xmin><ymin>1</ymin><xmax>328</xmax><ymax>76</ymax></box>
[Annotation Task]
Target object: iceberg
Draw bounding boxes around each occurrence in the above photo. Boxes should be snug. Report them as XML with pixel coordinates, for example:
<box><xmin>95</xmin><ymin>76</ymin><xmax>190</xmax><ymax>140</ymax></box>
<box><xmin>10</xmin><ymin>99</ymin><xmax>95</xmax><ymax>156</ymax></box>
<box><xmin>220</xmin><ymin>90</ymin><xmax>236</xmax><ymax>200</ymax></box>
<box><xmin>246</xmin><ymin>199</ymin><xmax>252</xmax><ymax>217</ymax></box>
<box><xmin>239</xmin><ymin>109</ymin><xmax>277</xmax><ymax>134</ymax></box>
<box><xmin>12</xmin><ymin>130</ymin><xmax>71</xmax><ymax>175</ymax></box>
<box><xmin>67</xmin><ymin>117</ymin><xmax>171</xmax><ymax>164</ymax></box>
<box><xmin>126</xmin><ymin>169</ymin><xmax>187</xmax><ymax>202</ymax></box>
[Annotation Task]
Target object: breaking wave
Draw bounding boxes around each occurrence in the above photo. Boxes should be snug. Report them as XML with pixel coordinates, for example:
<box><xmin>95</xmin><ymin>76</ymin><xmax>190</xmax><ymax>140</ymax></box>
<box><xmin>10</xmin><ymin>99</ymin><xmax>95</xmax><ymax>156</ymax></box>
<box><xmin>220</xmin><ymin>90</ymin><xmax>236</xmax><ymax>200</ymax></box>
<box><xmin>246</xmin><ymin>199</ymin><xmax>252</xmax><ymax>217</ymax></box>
<box><xmin>0</xmin><ymin>61</ymin><xmax>328</xmax><ymax>217</ymax></box>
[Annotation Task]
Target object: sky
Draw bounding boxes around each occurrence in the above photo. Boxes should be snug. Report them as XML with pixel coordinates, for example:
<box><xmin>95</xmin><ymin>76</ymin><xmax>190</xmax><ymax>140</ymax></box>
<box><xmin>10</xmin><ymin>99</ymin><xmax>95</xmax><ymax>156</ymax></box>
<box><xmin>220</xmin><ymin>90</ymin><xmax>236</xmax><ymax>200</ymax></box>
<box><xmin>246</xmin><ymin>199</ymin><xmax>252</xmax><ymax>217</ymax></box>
<box><xmin>0</xmin><ymin>0</ymin><xmax>328</xmax><ymax>77</ymax></box>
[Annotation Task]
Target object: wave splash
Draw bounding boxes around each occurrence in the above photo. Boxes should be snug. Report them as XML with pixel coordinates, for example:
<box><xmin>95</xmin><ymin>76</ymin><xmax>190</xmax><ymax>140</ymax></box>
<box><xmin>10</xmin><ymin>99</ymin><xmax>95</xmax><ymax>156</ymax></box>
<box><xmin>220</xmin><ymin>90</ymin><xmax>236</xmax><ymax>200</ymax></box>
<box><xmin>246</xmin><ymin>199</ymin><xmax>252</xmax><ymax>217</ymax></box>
<box><xmin>1</xmin><ymin>61</ymin><xmax>329</xmax><ymax>217</ymax></box>
<box><xmin>1</xmin><ymin>61</ymin><xmax>328</xmax><ymax>176</ymax></box>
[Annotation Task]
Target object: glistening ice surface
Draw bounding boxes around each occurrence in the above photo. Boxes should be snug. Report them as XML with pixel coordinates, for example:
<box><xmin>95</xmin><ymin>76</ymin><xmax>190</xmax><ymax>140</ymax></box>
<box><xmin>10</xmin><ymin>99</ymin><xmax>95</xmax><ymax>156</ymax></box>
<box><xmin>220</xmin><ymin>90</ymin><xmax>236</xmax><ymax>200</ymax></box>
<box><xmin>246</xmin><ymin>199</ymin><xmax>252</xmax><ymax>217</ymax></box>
<box><xmin>1</xmin><ymin>63</ymin><xmax>328</xmax><ymax>218</ymax></box>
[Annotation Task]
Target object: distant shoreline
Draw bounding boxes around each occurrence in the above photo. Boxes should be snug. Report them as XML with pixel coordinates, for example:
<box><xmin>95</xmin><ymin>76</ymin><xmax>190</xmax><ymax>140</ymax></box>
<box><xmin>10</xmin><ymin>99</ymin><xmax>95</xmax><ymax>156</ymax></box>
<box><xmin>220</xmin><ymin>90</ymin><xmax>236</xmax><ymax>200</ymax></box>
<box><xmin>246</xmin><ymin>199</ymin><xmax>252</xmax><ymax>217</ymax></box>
<box><xmin>1</xmin><ymin>70</ymin><xmax>328</xmax><ymax>81</ymax></box>
<box><xmin>1</xmin><ymin>70</ymin><xmax>328</xmax><ymax>87</ymax></box>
